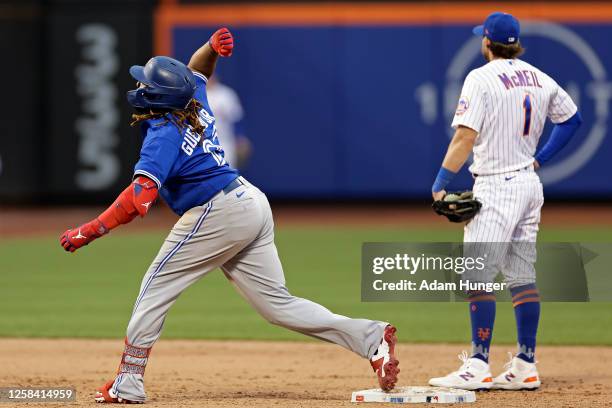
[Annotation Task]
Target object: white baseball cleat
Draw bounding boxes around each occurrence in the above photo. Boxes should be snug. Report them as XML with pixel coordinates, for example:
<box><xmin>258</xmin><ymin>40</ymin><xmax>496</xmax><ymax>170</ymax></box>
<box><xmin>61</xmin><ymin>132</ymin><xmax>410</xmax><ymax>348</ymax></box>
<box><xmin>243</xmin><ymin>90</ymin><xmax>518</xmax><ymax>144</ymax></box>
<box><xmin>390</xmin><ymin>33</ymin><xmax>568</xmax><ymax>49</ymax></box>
<box><xmin>429</xmin><ymin>351</ymin><xmax>493</xmax><ymax>391</ymax></box>
<box><xmin>492</xmin><ymin>353</ymin><xmax>541</xmax><ymax>390</ymax></box>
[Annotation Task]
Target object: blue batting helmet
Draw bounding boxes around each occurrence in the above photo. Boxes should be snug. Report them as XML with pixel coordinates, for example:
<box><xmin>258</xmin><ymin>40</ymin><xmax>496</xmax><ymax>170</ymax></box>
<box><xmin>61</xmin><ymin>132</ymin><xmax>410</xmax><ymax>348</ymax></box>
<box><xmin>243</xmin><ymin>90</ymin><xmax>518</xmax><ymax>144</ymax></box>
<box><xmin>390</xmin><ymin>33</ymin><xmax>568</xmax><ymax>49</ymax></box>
<box><xmin>127</xmin><ymin>56</ymin><xmax>196</xmax><ymax>110</ymax></box>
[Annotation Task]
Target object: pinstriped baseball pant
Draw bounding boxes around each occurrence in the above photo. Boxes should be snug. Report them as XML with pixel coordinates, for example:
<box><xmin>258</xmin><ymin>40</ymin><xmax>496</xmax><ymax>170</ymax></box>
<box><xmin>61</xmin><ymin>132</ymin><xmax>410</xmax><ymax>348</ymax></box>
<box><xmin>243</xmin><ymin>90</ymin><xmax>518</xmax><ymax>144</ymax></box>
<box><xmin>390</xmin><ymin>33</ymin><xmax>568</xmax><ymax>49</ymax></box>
<box><xmin>463</xmin><ymin>167</ymin><xmax>544</xmax><ymax>288</ymax></box>
<box><xmin>111</xmin><ymin>178</ymin><xmax>387</xmax><ymax>402</ymax></box>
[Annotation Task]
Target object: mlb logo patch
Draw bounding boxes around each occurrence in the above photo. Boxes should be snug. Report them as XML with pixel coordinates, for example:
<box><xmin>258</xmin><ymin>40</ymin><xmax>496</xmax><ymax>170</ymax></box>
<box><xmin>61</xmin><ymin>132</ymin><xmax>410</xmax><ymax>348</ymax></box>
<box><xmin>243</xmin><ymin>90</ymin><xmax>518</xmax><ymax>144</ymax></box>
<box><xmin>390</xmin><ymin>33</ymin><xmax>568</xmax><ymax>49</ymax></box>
<box><xmin>455</xmin><ymin>96</ymin><xmax>470</xmax><ymax>115</ymax></box>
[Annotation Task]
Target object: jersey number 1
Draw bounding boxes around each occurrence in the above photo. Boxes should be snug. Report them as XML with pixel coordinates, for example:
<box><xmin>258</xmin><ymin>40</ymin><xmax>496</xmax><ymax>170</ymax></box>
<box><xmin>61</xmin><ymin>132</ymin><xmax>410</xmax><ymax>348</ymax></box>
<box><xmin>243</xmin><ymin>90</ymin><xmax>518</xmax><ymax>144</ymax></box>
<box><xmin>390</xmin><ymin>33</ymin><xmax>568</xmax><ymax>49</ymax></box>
<box><xmin>523</xmin><ymin>94</ymin><xmax>532</xmax><ymax>136</ymax></box>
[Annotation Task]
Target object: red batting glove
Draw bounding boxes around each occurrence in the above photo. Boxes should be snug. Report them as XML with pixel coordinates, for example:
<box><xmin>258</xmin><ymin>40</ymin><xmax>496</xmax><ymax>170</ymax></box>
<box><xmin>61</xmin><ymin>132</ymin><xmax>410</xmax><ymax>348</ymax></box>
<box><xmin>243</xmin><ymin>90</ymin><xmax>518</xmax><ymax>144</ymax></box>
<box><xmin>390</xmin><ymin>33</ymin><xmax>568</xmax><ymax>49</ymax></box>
<box><xmin>60</xmin><ymin>218</ymin><xmax>109</xmax><ymax>253</ymax></box>
<box><xmin>209</xmin><ymin>27</ymin><xmax>234</xmax><ymax>57</ymax></box>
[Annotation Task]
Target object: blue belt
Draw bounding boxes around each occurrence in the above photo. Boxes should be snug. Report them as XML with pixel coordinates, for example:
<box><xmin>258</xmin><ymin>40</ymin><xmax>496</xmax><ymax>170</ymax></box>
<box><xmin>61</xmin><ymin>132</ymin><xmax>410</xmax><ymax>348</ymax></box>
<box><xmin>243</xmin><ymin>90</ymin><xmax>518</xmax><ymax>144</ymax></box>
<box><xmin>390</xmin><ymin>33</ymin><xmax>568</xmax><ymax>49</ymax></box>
<box><xmin>222</xmin><ymin>177</ymin><xmax>243</xmax><ymax>194</ymax></box>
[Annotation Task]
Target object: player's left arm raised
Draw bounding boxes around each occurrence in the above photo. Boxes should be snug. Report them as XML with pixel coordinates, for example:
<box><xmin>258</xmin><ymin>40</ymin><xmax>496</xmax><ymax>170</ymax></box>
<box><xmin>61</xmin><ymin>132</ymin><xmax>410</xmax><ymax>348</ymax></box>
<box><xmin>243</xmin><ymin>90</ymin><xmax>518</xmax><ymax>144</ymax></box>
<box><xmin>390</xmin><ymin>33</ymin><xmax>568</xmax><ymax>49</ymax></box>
<box><xmin>188</xmin><ymin>27</ymin><xmax>234</xmax><ymax>78</ymax></box>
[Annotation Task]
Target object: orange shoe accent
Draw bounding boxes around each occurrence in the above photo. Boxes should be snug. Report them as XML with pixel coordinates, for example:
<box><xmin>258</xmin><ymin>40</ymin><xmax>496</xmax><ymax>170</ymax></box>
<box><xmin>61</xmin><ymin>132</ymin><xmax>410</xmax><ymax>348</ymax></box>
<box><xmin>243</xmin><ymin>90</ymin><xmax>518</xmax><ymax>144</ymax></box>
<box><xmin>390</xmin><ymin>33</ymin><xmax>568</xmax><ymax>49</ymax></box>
<box><xmin>524</xmin><ymin>376</ymin><xmax>539</xmax><ymax>383</ymax></box>
<box><xmin>95</xmin><ymin>380</ymin><xmax>118</xmax><ymax>403</ymax></box>
<box><xmin>483</xmin><ymin>377</ymin><xmax>493</xmax><ymax>382</ymax></box>
<box><xmin>94</xmin><ymin>379</ymin><xmax>141</xmax><ymax>404</ymax></box>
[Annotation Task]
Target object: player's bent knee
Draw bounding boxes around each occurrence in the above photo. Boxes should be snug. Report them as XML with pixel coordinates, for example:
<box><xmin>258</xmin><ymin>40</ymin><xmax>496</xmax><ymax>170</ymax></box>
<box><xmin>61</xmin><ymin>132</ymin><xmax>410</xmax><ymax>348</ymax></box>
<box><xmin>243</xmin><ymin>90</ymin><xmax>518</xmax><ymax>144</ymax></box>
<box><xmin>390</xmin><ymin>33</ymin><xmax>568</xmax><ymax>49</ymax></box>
<box><xmin>253</xmin><ymin>295</ymin><xmax>301</xmax><ymax>327</ymax></box>
<box><xmin>253</xmin><ymin>305</ymin><xmax>289</xmax><ymax>326</ymax></box>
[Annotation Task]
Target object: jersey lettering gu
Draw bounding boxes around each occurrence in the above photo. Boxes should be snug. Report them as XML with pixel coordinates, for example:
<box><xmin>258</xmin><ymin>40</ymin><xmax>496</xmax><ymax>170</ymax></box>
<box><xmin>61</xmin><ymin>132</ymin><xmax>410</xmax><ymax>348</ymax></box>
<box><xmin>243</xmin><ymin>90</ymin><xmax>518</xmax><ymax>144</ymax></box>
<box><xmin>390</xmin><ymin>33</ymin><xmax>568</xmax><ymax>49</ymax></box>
<box><xmin>133</xmin><ymin>71</ymin><xmax>239</xmax><ymax>215</ymax></box>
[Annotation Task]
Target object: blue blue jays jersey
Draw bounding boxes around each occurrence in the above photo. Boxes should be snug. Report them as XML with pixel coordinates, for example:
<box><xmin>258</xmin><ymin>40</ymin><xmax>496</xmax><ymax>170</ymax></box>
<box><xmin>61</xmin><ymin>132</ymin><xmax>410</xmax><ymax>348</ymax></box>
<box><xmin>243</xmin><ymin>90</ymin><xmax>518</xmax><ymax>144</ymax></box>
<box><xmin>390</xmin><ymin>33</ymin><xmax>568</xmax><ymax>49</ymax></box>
<box><xmin>133</xmin><ymin>70</ymin><xmax>238</xmax><ymax>216</ymax></box>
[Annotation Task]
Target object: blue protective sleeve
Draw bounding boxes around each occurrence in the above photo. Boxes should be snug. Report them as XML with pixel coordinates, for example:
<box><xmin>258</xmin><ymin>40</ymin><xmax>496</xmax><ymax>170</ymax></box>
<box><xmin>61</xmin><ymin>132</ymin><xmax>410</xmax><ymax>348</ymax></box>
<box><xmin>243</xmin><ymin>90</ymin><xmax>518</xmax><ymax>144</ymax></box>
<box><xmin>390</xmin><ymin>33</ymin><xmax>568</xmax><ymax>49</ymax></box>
<box><xmin>432</xmin><ymin>167</ymin><xmax>458</xmax><ymax>193</ymax></box>
<box><xmin>535</xmin><ymin>112</ymin><xmax>583</xmax><ymax>166</ymax></box>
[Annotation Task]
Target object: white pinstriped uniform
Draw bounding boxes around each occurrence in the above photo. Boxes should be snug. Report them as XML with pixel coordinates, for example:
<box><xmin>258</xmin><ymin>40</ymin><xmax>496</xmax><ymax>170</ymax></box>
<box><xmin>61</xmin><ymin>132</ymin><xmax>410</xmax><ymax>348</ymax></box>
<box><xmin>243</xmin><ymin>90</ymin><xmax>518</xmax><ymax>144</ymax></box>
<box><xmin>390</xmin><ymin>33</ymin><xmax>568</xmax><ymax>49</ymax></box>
<box><xmin>207</xmin><ymin>81</ymin><xmax>244</xmax><ymax>167</ymax></box>
<box><xmin>452</xmin><ymin>58</ymin><xmax>577</xmax><ymax>287</ymax></box>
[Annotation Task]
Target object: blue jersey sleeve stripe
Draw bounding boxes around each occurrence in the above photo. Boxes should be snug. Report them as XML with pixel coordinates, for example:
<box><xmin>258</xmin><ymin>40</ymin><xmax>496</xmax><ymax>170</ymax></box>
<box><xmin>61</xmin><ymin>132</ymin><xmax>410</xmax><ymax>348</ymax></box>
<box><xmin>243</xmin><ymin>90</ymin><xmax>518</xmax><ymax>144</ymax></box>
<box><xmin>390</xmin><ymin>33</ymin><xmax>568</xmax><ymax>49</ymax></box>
<box><xmin>133</xmin><ymin>170</ymin><xmax>162</xmax><ymax>189</ymax></box>
<box><xmin>191</xmin><ymin>70</ymin><xmax>208</xmax><ymax>84</ymax></box>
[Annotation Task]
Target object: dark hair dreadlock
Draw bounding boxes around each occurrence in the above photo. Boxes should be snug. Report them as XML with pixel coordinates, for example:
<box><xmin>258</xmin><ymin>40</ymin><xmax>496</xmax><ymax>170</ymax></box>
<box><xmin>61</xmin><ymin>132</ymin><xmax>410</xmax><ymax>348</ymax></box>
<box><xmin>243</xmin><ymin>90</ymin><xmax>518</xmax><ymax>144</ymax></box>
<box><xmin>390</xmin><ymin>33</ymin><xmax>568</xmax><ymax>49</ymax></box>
<box><xmin>130</xmin><ymin>98</ymin><xmax>205</xmax><ymax>136</ymax></box>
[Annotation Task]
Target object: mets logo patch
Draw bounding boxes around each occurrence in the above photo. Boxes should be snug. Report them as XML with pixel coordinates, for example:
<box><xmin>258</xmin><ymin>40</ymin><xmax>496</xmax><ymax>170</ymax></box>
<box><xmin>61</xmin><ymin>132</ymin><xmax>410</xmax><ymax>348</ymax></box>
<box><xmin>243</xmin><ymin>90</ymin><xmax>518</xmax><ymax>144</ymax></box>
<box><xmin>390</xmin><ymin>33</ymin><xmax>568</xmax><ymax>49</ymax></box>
<box><xmin>477</xmin><ymin>327</ymin><xmax>491</xmax><ymax>341</ymax></box>
<box><xmin>455</xmin><ymin>96</ymin><xmax>470</xmax><ymax>115</ymax></box>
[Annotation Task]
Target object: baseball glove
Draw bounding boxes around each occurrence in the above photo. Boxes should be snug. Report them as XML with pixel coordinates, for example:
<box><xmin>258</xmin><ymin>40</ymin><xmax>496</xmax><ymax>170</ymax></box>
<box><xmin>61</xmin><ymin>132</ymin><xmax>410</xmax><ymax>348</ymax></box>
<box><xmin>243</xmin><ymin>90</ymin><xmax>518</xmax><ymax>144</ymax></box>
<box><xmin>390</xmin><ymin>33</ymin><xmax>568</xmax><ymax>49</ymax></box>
<box><xmin>432</xmin><ymin>191</ymin><xmax>482</xmax><ymax>223</ymax></box>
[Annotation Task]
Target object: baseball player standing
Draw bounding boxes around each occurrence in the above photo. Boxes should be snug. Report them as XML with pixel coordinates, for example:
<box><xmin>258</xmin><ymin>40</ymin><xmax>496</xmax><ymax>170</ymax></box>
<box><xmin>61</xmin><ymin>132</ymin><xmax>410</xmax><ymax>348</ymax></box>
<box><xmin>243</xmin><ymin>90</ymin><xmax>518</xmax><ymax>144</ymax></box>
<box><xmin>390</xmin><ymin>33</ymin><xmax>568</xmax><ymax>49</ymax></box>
<box><xmin>429</xmin><ymin>12</ymin><xmax>582</xmax><ymax>390</ymax></box>
<box><xmin>206</xmin><ymin>76</ymin><xmax>252</xmax><ymax>169</ymax></box>
<box><xmin>59</xmin><ymin>28</ymin><xmax>399</xmax><ymax>403</ymax></box>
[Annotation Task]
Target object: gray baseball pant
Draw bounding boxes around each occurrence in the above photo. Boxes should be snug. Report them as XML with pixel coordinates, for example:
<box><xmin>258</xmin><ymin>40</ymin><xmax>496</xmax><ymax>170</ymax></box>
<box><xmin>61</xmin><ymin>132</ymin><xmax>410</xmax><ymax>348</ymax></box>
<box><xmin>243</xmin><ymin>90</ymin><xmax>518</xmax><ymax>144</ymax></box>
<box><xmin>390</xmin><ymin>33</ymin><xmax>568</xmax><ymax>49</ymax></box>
<box><xmin>110</xmin><ymin>177</ymin><xmax>387</xmax><ymax>402</ymax></box>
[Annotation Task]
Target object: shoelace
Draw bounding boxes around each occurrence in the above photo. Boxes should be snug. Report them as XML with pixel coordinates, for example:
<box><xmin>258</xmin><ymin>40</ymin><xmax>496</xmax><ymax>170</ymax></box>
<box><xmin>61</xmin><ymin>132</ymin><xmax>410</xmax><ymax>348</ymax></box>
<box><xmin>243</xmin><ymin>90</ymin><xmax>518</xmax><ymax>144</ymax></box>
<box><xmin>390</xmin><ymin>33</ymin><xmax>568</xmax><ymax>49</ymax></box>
<box><xmin>450</xmin><ymin>350</ymin><xmax>471</xmax><ymax>375</ymax></box>
<box><xmin>502</xmin><ymin>352</ymin><xmax>539</xmax><ymax>372</ymax></box>
<box><xmin>502</xmin><ymin>352</ymin><xmax>514</xmax><ymax>370</ymax></box>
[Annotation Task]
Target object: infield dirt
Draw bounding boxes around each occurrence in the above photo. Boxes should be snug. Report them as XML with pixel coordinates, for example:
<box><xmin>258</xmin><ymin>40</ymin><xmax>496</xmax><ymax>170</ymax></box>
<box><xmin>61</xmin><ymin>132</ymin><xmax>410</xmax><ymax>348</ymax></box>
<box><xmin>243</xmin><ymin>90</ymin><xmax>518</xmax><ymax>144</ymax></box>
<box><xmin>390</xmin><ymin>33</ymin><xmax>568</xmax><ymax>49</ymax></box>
<box><xmin>1</xmin><ymin>339</ymin><xmax>610</xmax><ymax>407</ymax></box>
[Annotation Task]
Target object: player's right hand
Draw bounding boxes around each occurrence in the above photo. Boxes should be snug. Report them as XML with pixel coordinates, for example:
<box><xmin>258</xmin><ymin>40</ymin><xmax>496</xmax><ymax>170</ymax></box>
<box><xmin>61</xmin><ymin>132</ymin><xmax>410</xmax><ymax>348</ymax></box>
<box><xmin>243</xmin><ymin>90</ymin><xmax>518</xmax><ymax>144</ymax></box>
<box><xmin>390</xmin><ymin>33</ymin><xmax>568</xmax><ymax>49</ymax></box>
<box><xmin>209</xmin><ymin>27</ymin><xmax>234</xmax><ymax>57</ymax></box>
<box><xmin>60</xmin><ymin>219</ymin><xmax>108</xmax><ymax>253</ymax></box>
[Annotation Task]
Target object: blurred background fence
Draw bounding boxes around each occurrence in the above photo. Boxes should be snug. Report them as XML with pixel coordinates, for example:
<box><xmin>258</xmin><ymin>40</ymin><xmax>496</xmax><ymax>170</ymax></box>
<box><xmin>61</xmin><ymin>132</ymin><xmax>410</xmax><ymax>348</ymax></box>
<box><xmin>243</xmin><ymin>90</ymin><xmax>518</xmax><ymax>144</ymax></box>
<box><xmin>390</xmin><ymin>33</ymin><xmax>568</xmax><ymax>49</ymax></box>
<box><xmin>2</xmin><ymin>0</ymin><xmax>612</xmax><ymax>204</ymax></box>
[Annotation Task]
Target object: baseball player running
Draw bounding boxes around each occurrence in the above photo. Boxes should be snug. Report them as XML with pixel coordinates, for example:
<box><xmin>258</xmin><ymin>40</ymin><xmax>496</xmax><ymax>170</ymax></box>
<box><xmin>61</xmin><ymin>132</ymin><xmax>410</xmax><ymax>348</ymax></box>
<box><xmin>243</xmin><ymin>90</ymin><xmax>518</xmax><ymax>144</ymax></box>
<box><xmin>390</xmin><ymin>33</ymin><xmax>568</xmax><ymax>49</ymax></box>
<box><xmin>429</xmin><ymin>12</ymin><xmax>582</xmax><ymax>391</ymax></box>
<box><xmin>59</xmin><ymin>28</ymin><xmax>399</xmax><ymax>403</ymax></box>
